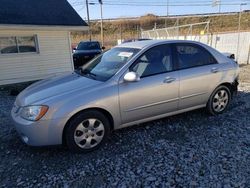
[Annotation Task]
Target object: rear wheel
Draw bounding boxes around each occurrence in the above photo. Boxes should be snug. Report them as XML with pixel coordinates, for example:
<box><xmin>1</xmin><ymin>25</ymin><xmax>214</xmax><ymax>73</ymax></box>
<box><xmin>207</xmin><ymin>85</ymin><xmax>231</xmax><ymax>115</ymax></box>
<box><xmin>65</xmin><ymin>110</ymin><xmax>110</xmax><ymax>153</ymax></box>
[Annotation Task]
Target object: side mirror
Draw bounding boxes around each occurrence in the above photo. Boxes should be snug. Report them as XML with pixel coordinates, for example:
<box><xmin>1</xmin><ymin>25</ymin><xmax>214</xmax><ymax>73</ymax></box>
<box><xmin>102</xmin><ymin>46</ymin><xmax>106</xmax><ymax>50</ymax></box>
<box><xmin>229</xmin><ymin>54</ymin><xmax>235</xmax><ymax>60</ymax></box>
<box><xmin>124</xmin><ymin>72</ymin><xmax>140</xmax><ymax>82</ymax></box>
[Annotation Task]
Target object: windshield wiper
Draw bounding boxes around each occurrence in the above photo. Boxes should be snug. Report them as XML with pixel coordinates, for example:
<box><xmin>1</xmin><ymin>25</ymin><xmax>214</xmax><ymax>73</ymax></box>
<box><xmin>80</xmin><ymin>69</ymin><xmax>97</xmax><ymax>79</ymax></box>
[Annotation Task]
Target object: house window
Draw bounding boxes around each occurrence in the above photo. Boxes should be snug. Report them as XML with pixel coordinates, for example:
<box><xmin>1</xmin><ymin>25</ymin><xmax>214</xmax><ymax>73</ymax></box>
<box><xmin>0</xmin><ymin>37</ymin><xmax>18</xmax><ymax>54</ymax></box>
<box><xmin>0</xmin><ymin>35</ymin><xmax>38</xmax><ymax>54</ymax></box>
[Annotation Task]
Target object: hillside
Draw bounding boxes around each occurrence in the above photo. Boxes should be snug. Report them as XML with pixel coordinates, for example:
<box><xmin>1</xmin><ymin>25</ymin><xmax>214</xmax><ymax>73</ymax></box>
<box><xmin>71</xmin><ymin>12</ymin><xmax>250</xmax><ymax>48</ymax></box>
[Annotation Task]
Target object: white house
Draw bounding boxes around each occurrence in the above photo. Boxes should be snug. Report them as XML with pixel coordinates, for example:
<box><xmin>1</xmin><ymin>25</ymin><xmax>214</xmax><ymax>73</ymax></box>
<box><xmin>0</xmin><ymin>0</ymin><xmax>88</xmax><ymax>85</ymax></box>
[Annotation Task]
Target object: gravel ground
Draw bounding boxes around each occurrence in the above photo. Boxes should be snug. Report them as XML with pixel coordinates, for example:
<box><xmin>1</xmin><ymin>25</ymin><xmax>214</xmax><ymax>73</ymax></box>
<box><xmin>0</xmin><ymin>66</ymin><xmax>250</xmax><ymax>187</ymax></box>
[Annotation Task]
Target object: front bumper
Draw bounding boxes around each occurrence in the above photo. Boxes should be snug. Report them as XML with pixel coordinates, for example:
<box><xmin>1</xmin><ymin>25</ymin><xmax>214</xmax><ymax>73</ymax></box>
<box><xmin>11</xmin><ymin>107</ymin><xmax>68</xmax><ymax>146</ymax></box>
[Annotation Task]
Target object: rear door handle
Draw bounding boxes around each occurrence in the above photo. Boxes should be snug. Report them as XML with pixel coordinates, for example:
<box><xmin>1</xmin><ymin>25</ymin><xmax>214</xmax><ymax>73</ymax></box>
<box><xmin>163</xmin><ymin>77</ymin><xmax>176</xmax><ymax>83</ymax></box>
<box><xmin>211</xmin><ymin>67</ymin><xmax>219</xmax><ymax>73</ymax></box>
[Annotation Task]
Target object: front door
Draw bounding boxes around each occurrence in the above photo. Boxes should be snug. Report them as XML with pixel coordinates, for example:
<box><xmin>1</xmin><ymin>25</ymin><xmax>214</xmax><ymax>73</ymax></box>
<box><xmin>119</xmin><ymin>44</ymin><xmax>179</xmax><ymax>124</ymax></box>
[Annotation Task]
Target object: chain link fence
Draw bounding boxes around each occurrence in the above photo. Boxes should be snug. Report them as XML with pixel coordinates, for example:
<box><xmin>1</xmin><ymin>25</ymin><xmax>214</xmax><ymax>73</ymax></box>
<box><xmin>141</xmin><ymin>22</ymin><xmax>250</xmax><ymax>64</ymax></box>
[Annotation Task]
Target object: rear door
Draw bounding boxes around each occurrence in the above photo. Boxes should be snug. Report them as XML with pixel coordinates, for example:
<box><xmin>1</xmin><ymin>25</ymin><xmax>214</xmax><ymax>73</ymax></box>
<box><xmin>174</xmin><ymin>43</ymin><xmax>224</xmax><ymax>109</ymax></box>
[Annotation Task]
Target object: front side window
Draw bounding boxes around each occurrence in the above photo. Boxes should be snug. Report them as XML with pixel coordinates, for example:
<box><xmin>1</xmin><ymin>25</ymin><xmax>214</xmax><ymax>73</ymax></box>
<box><xmin>175</xmin><ymin>43</ymin><xmax>217</xmax><ymax>69</ymax></box>
<box><xmin>130</xmin><ymin>44</ymin><xmax>173</xmax><ymax>78</ymax></box>
<box><xmin>80</xmin><ymin>47</ymin><xmax>140</xmax><ymax>81</ymax></box>
<box><xmin>0</xmin><ymin>35</ymin><xmax>38</xmax><ymax>54</ymax></box>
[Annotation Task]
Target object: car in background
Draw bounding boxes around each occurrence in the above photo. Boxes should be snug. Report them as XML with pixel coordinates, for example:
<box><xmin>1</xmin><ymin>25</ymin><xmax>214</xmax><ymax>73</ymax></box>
<box><xmin>11</xmin><ymin>40</ymin><xmax>239</xmax><ymax>153</ymax></box>
<box><xmin>73</xmin><ymin>41</ymin><xmax>104</xmax><ymax>69</ymax></box>
<box><xmin>122</xmin><ymin>38</ymin><xmax>151</xmax><ymax>43</ymax></box>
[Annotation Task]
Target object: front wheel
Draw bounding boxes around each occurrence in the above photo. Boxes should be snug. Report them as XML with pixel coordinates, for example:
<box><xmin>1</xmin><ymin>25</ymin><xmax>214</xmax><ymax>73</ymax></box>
<box><xmin>65</xmin><ymin>110</ymin><xmax>110</xmax><ymax>153</ymax></box>
<box><xmin>206</xmin><ymin>85</ymin><xmax>231</xmax><ymax>115</ymax></box>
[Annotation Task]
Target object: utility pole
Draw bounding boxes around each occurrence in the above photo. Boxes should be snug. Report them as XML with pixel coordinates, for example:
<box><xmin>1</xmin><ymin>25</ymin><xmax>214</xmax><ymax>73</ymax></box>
<box><xmin>218</xmin><ymin>0</ymin><xmax>221</xmax><ymax>13</ymax></box>
<box><xmin>86</xmin><ymin>0</ymin><xmax>91</xmax><ymax>41</ymax></box>
<box><xmin>176</xmin><ymin>18</ymin><xmax>179</xmax><ymax>39</ymax></box>
<box><xmin>137</xmin><ymin>25</ymin><xmax>140</xmax><ymax>38</ymax></box>
<box><xmin>212</xmin><ymin>0</ymin><xmax>221</xmax><ymax>13</ymax></box>
<box><xmin>167</xmin><ymin>0</ymin><xmax>169</xmax><ymax>16</ymax></box>
<box><xmin>247</xmin><ymin>44</ymin><xmax>250</xmax><ymax>64</ymax></box>
<box><xmin>119</xmin><ymin>22</ymin><xmax>123</xmax><ymax>42</ymax></box>
<box><xmin>165</xmin><ymin>0</ymin><xmax>169</xmax><ymax>28</ymax></box>
<box><xmin>99</xmin><ymin>0</ymin><xmax>104</xmax><ymax>47</ymax></box>
<box><xmin>236</xmin><ymin>3</ymin><xmax>247</xmax><ymax>62</ymax></box>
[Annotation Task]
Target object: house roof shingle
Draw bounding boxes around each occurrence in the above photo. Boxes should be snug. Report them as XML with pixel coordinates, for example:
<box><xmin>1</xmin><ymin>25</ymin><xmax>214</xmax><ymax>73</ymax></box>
<box><xmin>0</xmin><ymin>0</ymin><xmax>87</xmax><ymax>26</ymax></box>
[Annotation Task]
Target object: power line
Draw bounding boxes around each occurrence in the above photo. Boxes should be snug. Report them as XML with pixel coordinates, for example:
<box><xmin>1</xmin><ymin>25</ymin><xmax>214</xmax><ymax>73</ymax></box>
<box><xmin>120</xmin><ymin>0</ymin><xmax>248</xmax><ymax>1</ymax></box>
<box><xmin>71</xmin><ymin>1</ymin><xmax>249</xmax><ymax>7</ymax></box>
<box><xmin>87</xmin><ymin>0</ymin><xmax>250</xmax><ymax>4</ymax></box>
<box><xmin>103</xmin><ymin>3</ymin><xmax>247</xmax><ymax>7</ymax></box>
<box><xmin>71</xmin><ymin>0</ymin><xmax>250</xmax><ymax>5</ymax></box>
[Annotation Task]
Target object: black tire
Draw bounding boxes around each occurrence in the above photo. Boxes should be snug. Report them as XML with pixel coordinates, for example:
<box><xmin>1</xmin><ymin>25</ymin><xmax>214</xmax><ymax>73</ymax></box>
<box><xmin>206</xmin><ymin>85</ymin><xmax>231</xmax><ymax>115</ymax></box>
<box><xmin>65</xmin><ymin>110</ymin><xmax>110</xmax><ymax>153</ymax></box>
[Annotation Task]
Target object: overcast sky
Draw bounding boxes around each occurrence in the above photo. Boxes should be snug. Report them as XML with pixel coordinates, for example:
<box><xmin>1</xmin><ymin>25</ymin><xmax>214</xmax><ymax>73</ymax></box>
<box><xmin>68</xmin><ymin>0</ymin><xmax>250</xmax><ymax>20</ymax></box>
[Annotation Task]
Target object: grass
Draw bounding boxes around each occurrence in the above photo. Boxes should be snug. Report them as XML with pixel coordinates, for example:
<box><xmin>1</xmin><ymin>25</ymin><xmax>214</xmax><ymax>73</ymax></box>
<box><xmin>71</xmin><ymin>12</ymin><xmax>250</xmax><ymax>49</ymax></box>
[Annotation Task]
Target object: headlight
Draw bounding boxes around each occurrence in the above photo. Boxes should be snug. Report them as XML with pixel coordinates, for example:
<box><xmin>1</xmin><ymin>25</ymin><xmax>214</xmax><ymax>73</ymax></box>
<box><xmin>20</xmin><ymin>105</ymin><xmax>49</xmax><ymax>121</ymax></box>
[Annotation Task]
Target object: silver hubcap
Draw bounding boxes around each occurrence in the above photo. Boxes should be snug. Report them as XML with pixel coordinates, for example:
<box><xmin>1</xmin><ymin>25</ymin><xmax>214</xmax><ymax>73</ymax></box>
<box><xmin>212</xmin><ymin>89</ymin><xmax>229</xmax><ymax>112</ymax></box>
<box><xmin>74</xmin><ymin>118</ymin><xmax>105</xmax><ymax>149</ymax></box>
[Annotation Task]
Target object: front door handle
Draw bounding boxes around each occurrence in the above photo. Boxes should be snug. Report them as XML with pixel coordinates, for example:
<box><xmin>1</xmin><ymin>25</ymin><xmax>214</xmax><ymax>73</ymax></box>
<box><xmin>211</xmin><ymin>67</ymin><xmax>219</xmax><ymax>73</ymax></box>
<box><xmin>163</xmin><ymin>77</ymin><xmax>176</xmax><ymax>83</ymax></box>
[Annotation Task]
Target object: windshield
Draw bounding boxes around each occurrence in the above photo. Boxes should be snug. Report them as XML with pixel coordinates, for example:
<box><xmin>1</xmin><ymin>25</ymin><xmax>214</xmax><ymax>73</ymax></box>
<box><xmin>77</xmin><ymin>42</ymin><xmax>101</xmax><ymax>50</ymax></box>
<box><xmin>80</xmin><ymin>47</ymin><xmax>140</xmax><ymax>81</ymax></box>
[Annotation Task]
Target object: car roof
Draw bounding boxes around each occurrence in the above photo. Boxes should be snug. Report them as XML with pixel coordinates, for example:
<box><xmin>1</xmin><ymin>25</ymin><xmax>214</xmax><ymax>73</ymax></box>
<box><xmin>116</xmin><ymin>39</ymin><xmax>230</xmax><ymax>64</ymax></box>
<box><xmin>80</xmin><ymin>41</ymin><xmax>100</xmax><ymax>43</ymax></box>
<box><xmin>116</xmin><ymin>39</ymin><xmax>203</xmax><ymax>49</ymax></box>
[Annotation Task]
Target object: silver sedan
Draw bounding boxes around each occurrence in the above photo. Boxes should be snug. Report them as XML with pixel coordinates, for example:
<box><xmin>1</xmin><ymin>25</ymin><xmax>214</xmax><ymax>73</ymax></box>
<box><xmin>11</xmin><ymin>40</ymin><xmax>239</xmax><ymax>153</ymax></box>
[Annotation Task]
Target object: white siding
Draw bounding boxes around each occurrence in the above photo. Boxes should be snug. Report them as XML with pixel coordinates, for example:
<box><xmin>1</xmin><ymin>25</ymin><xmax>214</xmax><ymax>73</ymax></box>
<box><xmin>0</xmin><ymin>29</ymin><xmax>73</xmax><ymax>85</ymax></box>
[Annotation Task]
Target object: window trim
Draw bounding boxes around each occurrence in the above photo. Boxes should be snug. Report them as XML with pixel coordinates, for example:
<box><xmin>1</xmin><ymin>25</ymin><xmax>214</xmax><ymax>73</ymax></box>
<box><xmin>0</xmin><ymin>35</ymin><xmax>39</xmax><ymax>55</ymax></box>
<box><xmin>172</xmin><ymin>42</ymin><xmax>218</xmax><ymax>71</ymax></box>
<box><xmin>129</xmin><ymin>44</ymin><xmax>177</xmax><ymax>79</ymax></box>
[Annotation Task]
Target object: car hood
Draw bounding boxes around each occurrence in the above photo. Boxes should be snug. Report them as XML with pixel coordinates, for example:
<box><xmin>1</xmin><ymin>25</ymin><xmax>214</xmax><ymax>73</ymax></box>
<box><xmin>16</xmin><ymin>72</ymin><xmax>102</xmax><ymax>106</ymax></box>
<box><xmin>73</xmin><ymin>50</ymin><xmax>101</xmax><ymax>55</ymax></box>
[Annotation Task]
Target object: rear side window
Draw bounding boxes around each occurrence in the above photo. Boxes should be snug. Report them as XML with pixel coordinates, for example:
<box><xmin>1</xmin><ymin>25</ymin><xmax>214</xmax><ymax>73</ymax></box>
<box><xmin>175</xmin><ymin>43</ymin><xmax>217</xmax><ymax>69</ymax></box>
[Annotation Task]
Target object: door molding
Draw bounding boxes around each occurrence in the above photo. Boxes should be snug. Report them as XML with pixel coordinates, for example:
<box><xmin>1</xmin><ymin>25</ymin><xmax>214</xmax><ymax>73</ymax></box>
<box><xmin>124</xmin><ymin>97</ymin><xmax>179</xmax><ymax>112</ymax></box>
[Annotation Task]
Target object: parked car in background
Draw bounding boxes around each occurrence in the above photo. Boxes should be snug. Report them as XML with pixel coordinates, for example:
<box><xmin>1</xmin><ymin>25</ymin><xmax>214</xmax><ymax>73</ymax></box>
<box><xmin>122</xmin><ymin>38</ymin><xmax>151</xmax><ymax>43</ymax></box>
<box><xmin>73</xmin><ymin>41</ymin><xmax>104</xmax><ymax>69</ymax></box>
<box><xmin>11</xmin><ymin>40</ymin><xmax>239</xmax><ymax>153</ymax></box>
